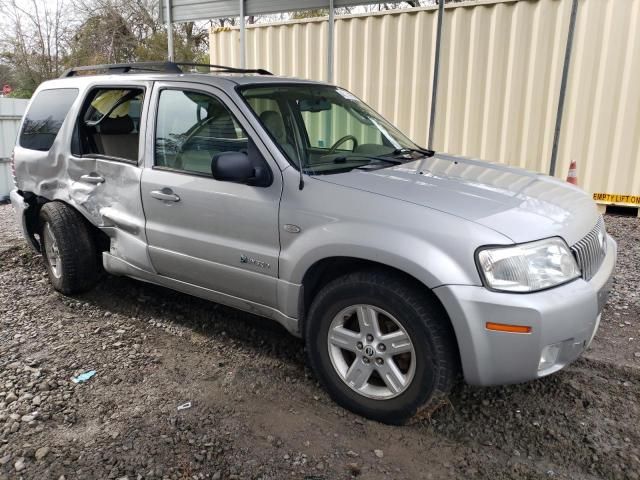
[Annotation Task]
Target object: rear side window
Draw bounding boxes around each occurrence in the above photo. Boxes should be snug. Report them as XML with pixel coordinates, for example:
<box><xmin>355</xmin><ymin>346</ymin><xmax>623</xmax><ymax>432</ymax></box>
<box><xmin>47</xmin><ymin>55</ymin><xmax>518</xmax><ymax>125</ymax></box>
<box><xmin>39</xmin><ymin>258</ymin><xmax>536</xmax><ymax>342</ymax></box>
<box><xmin>73</xmin><ymin>88</ymin><xmax>145</xmax><ymax>162</ymax></box>
<box><xmin>19</xmin><ymin>88</ymin><xmax>78</xmax><ymax>151</ymax></box>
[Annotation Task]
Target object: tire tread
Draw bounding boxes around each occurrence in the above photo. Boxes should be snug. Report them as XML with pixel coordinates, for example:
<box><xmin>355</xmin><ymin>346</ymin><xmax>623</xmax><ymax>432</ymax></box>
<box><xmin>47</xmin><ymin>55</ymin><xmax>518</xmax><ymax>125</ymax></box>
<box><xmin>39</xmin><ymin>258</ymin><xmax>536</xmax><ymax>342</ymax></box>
<box><xmin>39</xmin><ymin>202</ymin><xmax>99</xmax><ymax>295</ymax></box>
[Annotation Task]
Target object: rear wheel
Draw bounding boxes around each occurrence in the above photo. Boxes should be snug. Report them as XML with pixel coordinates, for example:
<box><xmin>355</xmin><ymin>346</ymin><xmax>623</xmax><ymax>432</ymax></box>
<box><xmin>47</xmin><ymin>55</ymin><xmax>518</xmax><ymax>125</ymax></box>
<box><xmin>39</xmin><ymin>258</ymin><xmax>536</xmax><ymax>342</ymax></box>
<box><xmin>39</xmin><ymin>202</ymin><xmax>99</xmax><ymax>295</ymax></box>
<box><xmin>305</xmin><ymin>269</ymin><xmax>458</xmax><ymax>424</ymax></box>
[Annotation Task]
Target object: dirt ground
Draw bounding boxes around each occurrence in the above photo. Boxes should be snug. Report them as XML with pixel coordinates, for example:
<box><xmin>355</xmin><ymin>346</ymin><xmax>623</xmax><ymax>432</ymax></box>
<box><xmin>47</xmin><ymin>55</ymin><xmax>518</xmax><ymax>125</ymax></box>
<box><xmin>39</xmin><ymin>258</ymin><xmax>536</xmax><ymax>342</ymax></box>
<box><xmin>0</xmin><ymin>203</ymin><xmax>639</xmax><ymax>480</ymax></box>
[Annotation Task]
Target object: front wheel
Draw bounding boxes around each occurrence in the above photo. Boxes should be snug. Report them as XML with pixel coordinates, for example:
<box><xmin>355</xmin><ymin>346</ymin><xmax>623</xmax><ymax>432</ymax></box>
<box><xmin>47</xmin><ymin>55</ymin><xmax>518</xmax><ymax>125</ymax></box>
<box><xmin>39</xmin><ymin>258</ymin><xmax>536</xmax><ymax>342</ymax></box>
<box><xmin>305</xmin><ymin>270</ymin><xmax>458</xmax><ymax>424</ymax></box>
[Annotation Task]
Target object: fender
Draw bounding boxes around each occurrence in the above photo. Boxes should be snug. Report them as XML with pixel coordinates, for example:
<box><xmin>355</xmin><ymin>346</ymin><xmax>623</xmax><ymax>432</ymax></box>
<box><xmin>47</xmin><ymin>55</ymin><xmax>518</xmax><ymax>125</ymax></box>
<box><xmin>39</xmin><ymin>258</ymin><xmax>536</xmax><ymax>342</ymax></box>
<box><xmin>278</xmin><ymin>171</ymin><xmax>512</xmax><ymax>291</ymax></box>
<box><xmin>280</xmin><ymin>221</ymin><xmax>478</xmax><ymax>290</ymax></box>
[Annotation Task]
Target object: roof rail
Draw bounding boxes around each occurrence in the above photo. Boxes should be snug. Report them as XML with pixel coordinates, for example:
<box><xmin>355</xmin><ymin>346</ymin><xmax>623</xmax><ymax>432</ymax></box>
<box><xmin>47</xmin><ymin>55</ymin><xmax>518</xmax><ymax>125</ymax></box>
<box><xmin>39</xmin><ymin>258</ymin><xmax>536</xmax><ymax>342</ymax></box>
<box><xmin>177</xmin><ymin>62</ymin><xmax>272</xmax><ymax>75</ymax></box>
<box><xmin>60</xmin><ymin>61</ymin><xmax>272</xmax><ymax>78</ymax></box>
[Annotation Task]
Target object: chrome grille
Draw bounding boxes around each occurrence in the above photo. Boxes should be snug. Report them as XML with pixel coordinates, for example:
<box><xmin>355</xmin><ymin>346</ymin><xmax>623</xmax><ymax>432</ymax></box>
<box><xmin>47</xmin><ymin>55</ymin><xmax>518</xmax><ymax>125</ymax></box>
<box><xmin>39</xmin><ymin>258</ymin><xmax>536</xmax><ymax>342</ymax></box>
<box><xmin>571</xmin><ymin>216</ymin><xmax>607</xmax><ymax>281</ymax></box>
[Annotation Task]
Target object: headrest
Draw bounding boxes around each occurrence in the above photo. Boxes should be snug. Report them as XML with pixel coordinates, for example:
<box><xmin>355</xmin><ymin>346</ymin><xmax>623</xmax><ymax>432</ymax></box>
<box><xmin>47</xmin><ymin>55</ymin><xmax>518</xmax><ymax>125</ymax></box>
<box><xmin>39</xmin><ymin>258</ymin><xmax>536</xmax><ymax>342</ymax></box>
<box><xmin>259</xmin><ymin>110</ymin><xmax>286</xmax><ymax>143</ymax></box>
<box><xmin>98</xmin><ymin>115</ymin><xmax>134</xmax><ymax>135</ymax></box>
<box><xmin>207</xmin><ymin>116</ymin><xmax>237</xmax><ymax>139</ymax></box>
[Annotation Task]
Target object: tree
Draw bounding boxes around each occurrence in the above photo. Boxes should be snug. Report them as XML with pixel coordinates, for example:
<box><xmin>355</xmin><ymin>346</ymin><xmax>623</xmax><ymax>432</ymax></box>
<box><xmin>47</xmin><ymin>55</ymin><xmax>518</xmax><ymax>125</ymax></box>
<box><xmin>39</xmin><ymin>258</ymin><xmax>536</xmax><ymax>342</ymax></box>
<box><xmin>0</xmin><ymin>0</ymin><xmax>211</xmax><ymax>96</ymax></box>
<box><xmin>0</xmin><ymin>0</ymin><xmax>72</xmax><ymax>95</ymax></box>
<box><xmin>134</xmin><ymin>23</ymin><xmax>209</xmax><ymax>64</ymax></box>
<box><xmin>290</xmin><ymin>9</ymin><xmax>329</xmax><ymax>20</ymax></box>
<box><xmin>68</xmin><ymin>10</ymin><xmax>137</xmax><ymax>65</ymax></box>
<box><xmin>70</xmin><ymin>0</ymin><xmax>210</xmax><ymax>64</ymax></box>
<box><xmin>0</xmin><ymin>64</ymin><xmax>16</xmax><ymax>89</ymax></box>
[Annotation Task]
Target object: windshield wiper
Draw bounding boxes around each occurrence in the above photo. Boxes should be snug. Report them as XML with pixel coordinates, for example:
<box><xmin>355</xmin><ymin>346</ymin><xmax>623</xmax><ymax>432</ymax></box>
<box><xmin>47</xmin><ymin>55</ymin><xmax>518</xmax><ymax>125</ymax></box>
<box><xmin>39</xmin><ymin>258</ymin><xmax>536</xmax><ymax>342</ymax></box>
<box><xmin>303</xmin><ymin>155</ymin><xmax>403</xmax><ymax>175</ymax></box>
<box><xmin>393</xmin><ymin>147</ymin><xmax>435</xmax><ymax>157</ymax></box>
<box><xmin>333</xmin><ymin>155</ymin><xmax>404</xmax><ymax>165</ymax></box>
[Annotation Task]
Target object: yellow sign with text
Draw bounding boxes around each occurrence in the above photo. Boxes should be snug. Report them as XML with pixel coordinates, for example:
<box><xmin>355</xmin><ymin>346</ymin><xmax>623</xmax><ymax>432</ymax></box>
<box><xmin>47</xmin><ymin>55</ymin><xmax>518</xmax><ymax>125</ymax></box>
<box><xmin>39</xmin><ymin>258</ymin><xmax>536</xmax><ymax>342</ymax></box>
<box><xmin>593</xmin><ymin>193</ymin><xmax>640</xmax><ymax>206</ymax></box>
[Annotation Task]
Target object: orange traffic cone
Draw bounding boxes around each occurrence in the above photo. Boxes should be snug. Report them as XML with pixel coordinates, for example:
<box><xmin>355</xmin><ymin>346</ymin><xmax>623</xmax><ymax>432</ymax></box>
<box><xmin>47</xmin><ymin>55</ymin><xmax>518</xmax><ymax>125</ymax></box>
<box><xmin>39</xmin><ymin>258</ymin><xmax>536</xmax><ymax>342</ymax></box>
<box><xmin>566</xmin><ymin>160</ymin><xmax>578</xmax><ymax>185</ymax></box>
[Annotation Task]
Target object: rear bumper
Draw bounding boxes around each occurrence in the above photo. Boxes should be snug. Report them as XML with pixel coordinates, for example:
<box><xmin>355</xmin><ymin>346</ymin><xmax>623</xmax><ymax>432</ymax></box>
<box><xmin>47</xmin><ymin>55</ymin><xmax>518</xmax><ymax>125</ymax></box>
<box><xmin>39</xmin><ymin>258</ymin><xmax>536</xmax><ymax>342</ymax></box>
<box><xmin>9</xmin><ymin>189</ymin><xmax>39</xmax><ymax>251</ymax></box>
<box><xmin>435</xmin><ymin>235</ymin><xmax>617</xmax><ymax>386</ymax></box>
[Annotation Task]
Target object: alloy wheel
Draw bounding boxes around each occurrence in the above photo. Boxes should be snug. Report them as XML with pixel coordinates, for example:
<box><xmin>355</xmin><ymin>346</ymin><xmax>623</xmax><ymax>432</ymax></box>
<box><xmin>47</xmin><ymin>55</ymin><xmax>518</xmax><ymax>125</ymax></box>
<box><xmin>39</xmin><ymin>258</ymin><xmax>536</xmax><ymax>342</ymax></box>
<box><xmin>327</xmin><ymin>304</ymin><xmax>416</xmax><ymax>400</ymax></box>
<box><xmin>43</xmin><ymin>222</ymin><xmax>62</xmax><ymax>279</ymax></box>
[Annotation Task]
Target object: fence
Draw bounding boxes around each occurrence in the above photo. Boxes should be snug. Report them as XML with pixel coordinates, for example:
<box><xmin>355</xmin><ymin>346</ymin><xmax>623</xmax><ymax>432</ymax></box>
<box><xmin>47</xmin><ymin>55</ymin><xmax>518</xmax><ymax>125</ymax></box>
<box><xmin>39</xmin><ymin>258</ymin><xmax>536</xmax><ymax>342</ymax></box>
<box><xmin>210</xmin><ymin>0</ymin><xmax>640</xmax><ymax>207</ymax></box>
<box><xmin>0</xmin><ymin>98</ymin><xmax>28</xmax><ymax>200</ymax></box>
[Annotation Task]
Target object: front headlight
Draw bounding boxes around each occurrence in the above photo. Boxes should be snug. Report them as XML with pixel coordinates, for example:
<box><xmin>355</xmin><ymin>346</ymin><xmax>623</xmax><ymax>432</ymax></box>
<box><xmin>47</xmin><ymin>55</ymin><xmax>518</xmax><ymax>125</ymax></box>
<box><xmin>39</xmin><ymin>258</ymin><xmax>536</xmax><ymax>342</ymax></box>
<box><xmin>477</xmin><ymin>237</ymin><xmax>581</xmax><ymax>292</ymax></box>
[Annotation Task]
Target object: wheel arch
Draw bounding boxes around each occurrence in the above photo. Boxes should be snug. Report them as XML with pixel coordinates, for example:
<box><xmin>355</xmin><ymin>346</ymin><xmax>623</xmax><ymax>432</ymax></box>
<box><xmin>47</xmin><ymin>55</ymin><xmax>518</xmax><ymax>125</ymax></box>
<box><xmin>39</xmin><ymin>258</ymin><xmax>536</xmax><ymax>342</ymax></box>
<box><xmin>18</xmin><ymin>191</ymin><xmax>46</xmax><ymax>251</ymax></box>
<box><xmin>22</xmin><ymin>193</ymin><xmax>110</xmax><ymax>254</ymax></box>
<box><xmin>299</xmin><ymin>256</ymin><xmax>461</xmax><ymax>366</ymax></box>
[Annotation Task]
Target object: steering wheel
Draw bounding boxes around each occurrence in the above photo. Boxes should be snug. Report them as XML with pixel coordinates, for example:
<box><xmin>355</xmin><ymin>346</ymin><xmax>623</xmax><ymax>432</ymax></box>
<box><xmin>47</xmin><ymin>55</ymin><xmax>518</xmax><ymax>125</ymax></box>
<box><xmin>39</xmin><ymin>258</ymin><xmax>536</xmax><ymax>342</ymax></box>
<box><xmin>328</xmin><ymin>135</ymin><xmax>358</xmax><ymax>155</ymax></box>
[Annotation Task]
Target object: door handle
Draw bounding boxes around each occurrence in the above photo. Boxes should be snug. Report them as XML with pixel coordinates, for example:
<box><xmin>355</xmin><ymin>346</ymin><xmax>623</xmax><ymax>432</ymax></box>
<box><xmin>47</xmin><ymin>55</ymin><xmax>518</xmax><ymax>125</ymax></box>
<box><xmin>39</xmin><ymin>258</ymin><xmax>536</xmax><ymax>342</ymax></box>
<box><xmin>150</xmin><ymin>189</ymin><xmax>181</xmax><ymax>202</ymax></box>
<box><xmin>80</xmin><ymin>174</ymin><xmax>105</xmax><ymax>184</ymax></box>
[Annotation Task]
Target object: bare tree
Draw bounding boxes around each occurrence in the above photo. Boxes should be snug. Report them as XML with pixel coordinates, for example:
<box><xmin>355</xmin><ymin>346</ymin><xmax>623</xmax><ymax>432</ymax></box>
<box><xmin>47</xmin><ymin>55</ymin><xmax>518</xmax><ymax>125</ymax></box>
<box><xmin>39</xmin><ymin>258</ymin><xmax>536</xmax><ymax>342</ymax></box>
<box><xmin>0</xmin><ymin>0</ymin><xmax>73</xmax><ymax>93</ymax></box>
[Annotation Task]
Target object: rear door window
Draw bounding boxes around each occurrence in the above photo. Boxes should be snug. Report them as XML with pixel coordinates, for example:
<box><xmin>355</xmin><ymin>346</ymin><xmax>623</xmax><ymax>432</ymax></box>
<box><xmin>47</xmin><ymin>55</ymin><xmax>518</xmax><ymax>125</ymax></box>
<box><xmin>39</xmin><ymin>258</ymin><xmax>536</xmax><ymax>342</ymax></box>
<box><xmin>74</xmin><ymin>88</ymin><xmax>145</xmax><ymax>162</ymax></box>
<box><xmin>19</xmin><ymin>88</ymin><xmax>78</xmax><ymax>151</ymax></box>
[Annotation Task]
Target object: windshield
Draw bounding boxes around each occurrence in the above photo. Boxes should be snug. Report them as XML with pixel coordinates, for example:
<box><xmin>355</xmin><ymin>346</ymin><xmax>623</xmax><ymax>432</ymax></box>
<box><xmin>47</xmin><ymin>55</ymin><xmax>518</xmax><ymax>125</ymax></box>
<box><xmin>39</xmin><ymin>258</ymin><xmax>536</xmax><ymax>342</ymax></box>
<box><xmin>240</xmin><ymin>85</ymin><xmax>427</xmax><ymax>175</ymax></box>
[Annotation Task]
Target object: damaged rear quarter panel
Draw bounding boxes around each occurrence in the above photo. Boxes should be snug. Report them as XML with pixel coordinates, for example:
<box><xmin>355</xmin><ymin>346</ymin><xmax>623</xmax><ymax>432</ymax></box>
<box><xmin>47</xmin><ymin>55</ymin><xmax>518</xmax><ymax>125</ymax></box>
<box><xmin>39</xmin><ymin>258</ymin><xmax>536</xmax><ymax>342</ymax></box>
<box><xmin>14</xmin><ymin>78</ymin><xmax>154</xmax><ymax>272</ymax></box>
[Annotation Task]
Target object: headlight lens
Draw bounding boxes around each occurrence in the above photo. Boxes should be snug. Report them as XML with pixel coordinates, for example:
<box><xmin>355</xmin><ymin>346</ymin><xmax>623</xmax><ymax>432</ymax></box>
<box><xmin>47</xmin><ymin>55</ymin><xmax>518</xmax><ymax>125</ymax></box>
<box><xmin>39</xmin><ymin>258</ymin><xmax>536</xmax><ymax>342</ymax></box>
<box><xmin>477</xmin><ymin>238</ymin><xmax>581</xmax><ymax>292</ymax></box>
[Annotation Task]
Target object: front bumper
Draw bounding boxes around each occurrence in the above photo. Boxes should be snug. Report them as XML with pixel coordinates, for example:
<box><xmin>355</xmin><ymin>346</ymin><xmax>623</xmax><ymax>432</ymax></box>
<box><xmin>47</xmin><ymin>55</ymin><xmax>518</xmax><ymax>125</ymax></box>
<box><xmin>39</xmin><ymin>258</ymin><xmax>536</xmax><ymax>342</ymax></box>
<box><xmin>435</xmin><ymin>235</ymin><xmax>617</xmax><ymax>386</ymax></box>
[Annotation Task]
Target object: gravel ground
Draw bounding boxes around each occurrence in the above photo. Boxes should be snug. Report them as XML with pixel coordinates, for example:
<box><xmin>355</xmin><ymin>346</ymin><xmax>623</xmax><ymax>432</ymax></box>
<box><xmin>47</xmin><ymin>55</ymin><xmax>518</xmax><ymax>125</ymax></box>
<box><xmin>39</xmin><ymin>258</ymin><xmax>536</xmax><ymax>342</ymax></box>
<box><xmin>0</xmin><ymin>203</ymin><xmax>639</xmax><ymax>480</ymax></box>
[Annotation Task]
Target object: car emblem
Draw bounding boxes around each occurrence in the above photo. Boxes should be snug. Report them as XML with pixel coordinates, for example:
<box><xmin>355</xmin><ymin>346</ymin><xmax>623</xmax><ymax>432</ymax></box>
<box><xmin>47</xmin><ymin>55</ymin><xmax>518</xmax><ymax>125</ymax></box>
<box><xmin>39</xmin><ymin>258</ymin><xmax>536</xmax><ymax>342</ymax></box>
<box><xmin>364</xmin><ymin>345</ymin><xmax>375</xmax><ymax>357</ymax></box>
<box><xmin>239</xmin><ymin>254</ymin><xmax>271</xmax><ymax>269</ymax></box>
<box><xmin>283</xmin><ymin>224</ymin><xmax>301</xmax><ymax>234</ymax></box>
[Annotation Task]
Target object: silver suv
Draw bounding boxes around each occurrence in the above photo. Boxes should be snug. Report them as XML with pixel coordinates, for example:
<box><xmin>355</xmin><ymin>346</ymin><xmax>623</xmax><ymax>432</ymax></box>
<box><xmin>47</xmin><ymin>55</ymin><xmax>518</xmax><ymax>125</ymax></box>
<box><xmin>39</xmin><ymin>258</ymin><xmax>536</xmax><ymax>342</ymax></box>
<box><xmin>10</xmin><ymin>62</ymin><xmax>617</xmax><ymax>424</ymax></box>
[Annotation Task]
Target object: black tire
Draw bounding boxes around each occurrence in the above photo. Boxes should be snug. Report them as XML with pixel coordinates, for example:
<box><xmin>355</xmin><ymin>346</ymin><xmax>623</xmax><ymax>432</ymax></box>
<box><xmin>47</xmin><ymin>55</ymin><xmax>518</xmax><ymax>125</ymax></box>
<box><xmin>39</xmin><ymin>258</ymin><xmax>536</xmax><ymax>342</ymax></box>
<box><xmin>39</xmin><ymin>202</ymin><xmax>99</xmax><ymax>295</ymax></box>
<box><xmin>305</xmin><ymin>269</ymin><xmax>458</xmax><ymax>425</ymax></box>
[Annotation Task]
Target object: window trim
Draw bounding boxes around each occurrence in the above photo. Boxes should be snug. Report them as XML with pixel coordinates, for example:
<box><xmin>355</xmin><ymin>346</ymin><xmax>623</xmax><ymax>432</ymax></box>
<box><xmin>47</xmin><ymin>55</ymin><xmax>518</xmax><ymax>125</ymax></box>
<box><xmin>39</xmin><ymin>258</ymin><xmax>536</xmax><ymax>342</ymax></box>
<box><xmin>73</xmin><ymin>85</ymin><xmax>147</xmax><ymax>165</ymax></box>
<box><xmin>152</xmin><ymin>85</ymin><xmax>254</xmax><ymax>179</ymax></box>
<box><xmin>151</xmin><ymin>164</ymin><xmax>213</xmax><ymax>178</ymax></box>
<box><xmin>19</xmin><ymin>87</ymin><xmax>80</xmax><ymax>153</ymax></box>
<box><xmin>79</xmin><ymin>153</ymin><xmax>139</xmax><ymax>166</ymax></box>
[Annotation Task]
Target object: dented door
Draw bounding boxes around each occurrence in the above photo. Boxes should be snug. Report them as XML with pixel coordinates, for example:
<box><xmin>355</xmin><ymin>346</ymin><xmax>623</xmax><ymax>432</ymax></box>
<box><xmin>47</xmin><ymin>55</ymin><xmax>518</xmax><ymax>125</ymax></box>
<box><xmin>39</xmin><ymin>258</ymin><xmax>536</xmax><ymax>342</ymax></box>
<box><xmin>67</xmin><ymin>81</ymin><xmax>154</xmax><ymax>272</ymax></box>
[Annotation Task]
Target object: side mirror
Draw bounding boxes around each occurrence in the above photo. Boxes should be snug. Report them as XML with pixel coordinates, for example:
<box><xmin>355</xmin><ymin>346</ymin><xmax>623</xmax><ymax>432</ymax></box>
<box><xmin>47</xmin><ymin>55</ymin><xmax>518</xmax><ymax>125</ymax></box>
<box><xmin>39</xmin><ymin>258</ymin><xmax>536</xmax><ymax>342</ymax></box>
<box><xmin>210</xmin><ymin>141</ymin><xmax>272</xmax><ymax>187</ymax></box>
<box><xmin>211</xmin><ymin>152</ymin><xmax>253</xmax><ymax>183</ymax></box>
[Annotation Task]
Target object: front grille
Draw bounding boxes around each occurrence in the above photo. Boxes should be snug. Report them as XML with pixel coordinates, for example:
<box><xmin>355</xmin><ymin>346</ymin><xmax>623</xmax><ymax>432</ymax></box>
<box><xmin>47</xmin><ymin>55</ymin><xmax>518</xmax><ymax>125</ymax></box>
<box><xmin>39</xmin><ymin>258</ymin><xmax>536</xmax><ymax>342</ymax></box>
<box><xmin>571</xmin><ymin>216</ymin><xmax>607</xmax><ymax>281</ymax></box>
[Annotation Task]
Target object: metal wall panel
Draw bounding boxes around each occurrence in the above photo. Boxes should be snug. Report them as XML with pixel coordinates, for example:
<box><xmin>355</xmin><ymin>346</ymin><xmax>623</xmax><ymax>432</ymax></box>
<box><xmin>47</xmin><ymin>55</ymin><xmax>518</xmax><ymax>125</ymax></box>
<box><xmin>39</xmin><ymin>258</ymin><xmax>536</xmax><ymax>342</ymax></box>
<box><xmin>210</xmin><ymin>0</ymin><xmax>640</xmax><ymax>198</ymax></box>
<box><xmin>334</xmin><ymin>9</ymin><xmax>439</xmax><ymax>142</ymax></box>
<box><xmin>0</xmin><ymin>98</ymin><xmax>28</xmax><ymax>158</ymax></box>
<box><xmin>0</xmin><ymin>98</ymin><xmax>28</xmax><ymax>199</ymax></box>
<box><xmin>211</xmin><ymin>8</ymin><xmax>439</xmax><ymax>142</ymax></box>
<box><xmin>559</xmin><ymin>0</ymin><xmax>640</xmax><ymax>200</ymax></box>
<box><xmin>434</xmin><ymin>0</ymin><xmax>572</xmax><ymax>175</ymax></box>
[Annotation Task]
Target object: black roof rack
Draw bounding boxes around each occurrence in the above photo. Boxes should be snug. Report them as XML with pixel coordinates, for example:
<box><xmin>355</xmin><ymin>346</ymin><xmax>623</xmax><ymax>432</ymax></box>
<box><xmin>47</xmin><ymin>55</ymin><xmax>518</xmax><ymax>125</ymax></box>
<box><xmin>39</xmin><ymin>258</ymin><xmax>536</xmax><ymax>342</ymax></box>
<box><xmin>60</xmin><ymin>61</ymin><xmax>272</xmax><ymax>78</ymax></box>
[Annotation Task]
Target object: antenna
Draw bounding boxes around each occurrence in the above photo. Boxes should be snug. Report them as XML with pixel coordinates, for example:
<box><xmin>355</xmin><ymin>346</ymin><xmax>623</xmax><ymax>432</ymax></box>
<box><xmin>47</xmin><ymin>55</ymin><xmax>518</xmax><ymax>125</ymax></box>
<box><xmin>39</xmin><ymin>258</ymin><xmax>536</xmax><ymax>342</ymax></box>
<box><xmin>298</xmin><ymin>153</ymin><xmax>305</xmax><ymax>190</ymax></box>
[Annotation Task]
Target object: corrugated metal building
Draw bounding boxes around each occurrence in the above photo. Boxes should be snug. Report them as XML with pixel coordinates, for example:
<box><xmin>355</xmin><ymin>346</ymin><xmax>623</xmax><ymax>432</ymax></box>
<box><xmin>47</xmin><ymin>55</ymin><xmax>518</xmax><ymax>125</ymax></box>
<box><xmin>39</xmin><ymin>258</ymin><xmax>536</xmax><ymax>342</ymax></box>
<box><xmin>210</xmin><ymin>0</ymin><xmax>640</xmax><ymax>207</ymax></box>
<box><xmin>0</xmin><ymin>98</ymin><xmax>28</xmax><ymax>200</ymax></box>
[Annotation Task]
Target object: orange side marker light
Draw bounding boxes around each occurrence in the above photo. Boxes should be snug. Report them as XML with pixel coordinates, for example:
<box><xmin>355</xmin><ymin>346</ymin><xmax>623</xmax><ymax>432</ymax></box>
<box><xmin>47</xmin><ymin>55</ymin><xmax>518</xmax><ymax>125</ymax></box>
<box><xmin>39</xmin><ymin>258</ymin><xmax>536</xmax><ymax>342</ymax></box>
<box><xmin>485</xmin><ymin>322</ymin><xmax>532</xmax><ymax>334</ymax></box>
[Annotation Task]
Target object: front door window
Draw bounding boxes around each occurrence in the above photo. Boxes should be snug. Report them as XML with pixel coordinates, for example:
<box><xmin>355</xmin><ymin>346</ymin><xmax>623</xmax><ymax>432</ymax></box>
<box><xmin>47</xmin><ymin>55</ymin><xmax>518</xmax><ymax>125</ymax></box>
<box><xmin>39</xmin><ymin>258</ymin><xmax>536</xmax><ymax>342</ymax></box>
<box><xmin>155</xmin><ymin>89</ymin><xmax>248</xmax><ymax>175</ymax></box>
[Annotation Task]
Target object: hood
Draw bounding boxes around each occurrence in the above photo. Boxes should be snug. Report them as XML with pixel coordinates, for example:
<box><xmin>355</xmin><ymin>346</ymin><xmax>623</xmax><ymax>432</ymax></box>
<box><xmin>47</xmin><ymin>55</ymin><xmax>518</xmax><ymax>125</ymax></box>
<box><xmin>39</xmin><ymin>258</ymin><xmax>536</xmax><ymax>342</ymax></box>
<box><xmin>315</xmin><ymin>153</ymin><xmax>599</xmax><ymax>245</ymax></box>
